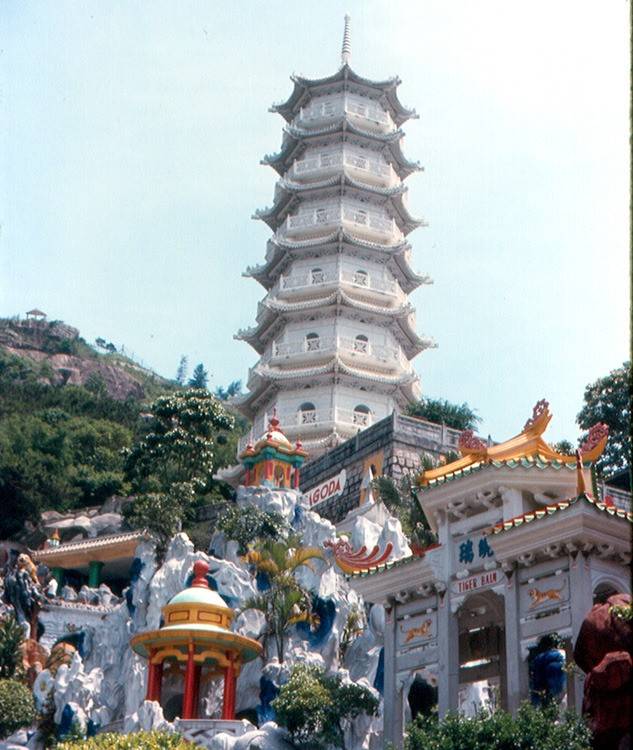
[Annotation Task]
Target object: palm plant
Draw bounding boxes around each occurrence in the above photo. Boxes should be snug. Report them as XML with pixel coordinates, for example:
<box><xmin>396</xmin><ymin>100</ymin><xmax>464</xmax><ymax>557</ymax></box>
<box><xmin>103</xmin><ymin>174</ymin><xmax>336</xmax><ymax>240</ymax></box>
<box><xmin>243</xmin><ymin>537</ymin><xmax>324</xmax><ymax>662</ymax></box>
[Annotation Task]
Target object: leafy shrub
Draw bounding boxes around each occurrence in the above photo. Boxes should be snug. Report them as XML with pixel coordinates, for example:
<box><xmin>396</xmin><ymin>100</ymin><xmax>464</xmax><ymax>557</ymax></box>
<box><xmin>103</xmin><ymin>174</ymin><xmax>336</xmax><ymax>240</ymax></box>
<box><xmin>0</xmin><ymin>678</ymin><xmax>36</xmax><ymax>739</ymax></box>
<box><xmin>217</xmin><ymin>505</ymin><xmax>288</xmax><ymax>554</ymax></box>
<box><xmin>273</xmin><ymin>664</ymin><xmax>378</xmax><ymax>749</ymax></box>
<box><xmin>405</xmin><ymin>702</ymin><xmax>591</xmax><ymax>750</ymax></box>
<box><xmin>55</xmin><ymin>730</ymin><xmax>197</xmax><ymax>749</ymax></box>
<box><xmin>0</xmin><ymin>615</ymin><xmax>25</xmax><ymax>679</ymax></box>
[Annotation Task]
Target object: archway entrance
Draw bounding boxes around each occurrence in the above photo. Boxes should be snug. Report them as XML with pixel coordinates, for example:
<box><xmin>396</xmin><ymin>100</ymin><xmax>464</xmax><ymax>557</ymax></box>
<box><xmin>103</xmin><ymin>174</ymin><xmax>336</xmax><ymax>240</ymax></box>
<box><xmin>457</xmin><ymin>590</ymin><xmax>506</xmax><ymax>715</ymax></box>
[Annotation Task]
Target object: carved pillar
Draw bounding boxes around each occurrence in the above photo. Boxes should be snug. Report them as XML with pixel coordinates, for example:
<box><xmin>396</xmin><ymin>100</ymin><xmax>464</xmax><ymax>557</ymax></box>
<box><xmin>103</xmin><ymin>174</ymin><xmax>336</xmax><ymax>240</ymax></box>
<box><xmin>293</xmin><ymin>467</ymin><xmax>300</xmax><ymax>489</ymax></box>
<box><xmin>437</xmin><ymin>587</ymin><xmax>459</xmax><ymax>716</ymax></box>
<box><xmin>146</xmin><ymin>649</ymin><xmax>163</xmax><ymax>702</ymax></box>
<box><xmin>190</xmin><ymin>664</ymin><xmax>201</xmax><ymax>719</ymax></box>
<box><xmin>245</xmin><ymin>467</ymin><xmax>251</xmax><ymax>485</ymax></box>
<box><xmin>222</xmin><ymin>655</ymin><xmax>237</xmax><ymax>720</ymax></box>
<box><xmin>502</xmin><ymin>564</ymin><xmax>522</xmax><ymax>714</ymax></box>
<box><xmin>88</xmin><ymin>560</ymin><xmax>104</xmax><ymax>588</ymax></box>
<box><xmin>569</xmin><ymin>550</ymin><xmax>593</xmax><ymax>711</ymax></box>
<box><xmin>382</xmin><ymin>599</ymin><xmax>403</xmax><ymax>748</ymax></box>
<box><xmin>182</xmin><ymin>641</ymin><xmax>197</xmax><ymax>719</ymax></box>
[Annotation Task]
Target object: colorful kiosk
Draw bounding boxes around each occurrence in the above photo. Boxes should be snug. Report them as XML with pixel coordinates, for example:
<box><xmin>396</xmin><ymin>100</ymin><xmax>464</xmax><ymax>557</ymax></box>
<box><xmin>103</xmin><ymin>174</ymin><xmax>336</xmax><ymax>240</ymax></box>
<box><xmin>240</xmin><ymin>413</ymin><xmax>308</xmax><ymax>489</ymax></box>
<box><xmin>130</xmin><ymin>560</ymin><xmax>262</xmax><ymax>724</ymax></box>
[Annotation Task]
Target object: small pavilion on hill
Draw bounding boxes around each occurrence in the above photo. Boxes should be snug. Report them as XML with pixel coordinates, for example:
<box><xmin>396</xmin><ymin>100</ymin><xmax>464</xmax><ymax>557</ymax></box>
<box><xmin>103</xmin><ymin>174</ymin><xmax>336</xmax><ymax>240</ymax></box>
<box><xmin>130</xmin><ymin>560</ymin><xmax>262</xmax><ymax>723</ymax></box>
<box><xmin>239</xmin><ymin>412</ymin><xmax>308</xmax><ymax>489</ymax></box>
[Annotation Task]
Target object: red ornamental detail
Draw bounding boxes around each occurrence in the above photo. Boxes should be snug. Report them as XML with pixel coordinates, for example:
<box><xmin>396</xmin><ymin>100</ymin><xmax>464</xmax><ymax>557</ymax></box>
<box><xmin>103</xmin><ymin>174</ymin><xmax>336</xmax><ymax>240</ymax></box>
<box><xmin>580</xmin><ymin>422</ymin><xmax>609</xmax><ymax>454</ymax></box>
<box><xmin>324</xmin><ymin>539</ymin><xmax>394</xmax><ymax>572</ymax></box>
<box><xmin>523</xmin><ymin>399</ymin><xmax>549</xmax><ymax>430</ymax></box>
<box><xmin>458</xmin><ymin>429</ymin><xmax>487</xmax><ymax>453</ymax></box>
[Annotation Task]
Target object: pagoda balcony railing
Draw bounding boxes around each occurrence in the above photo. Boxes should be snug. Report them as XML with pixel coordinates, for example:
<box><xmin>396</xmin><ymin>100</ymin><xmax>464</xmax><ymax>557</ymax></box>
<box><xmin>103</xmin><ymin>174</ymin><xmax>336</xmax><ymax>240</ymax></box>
<box><xmin>282</xmin><ymin>206</ymin><xmax>400</xmax><ymax>243</ymax></box>
<box><xmin>269</xmin><ymin>334</ymin><xmax>411</xmax><ymax>371</ymax></box>
<box><xmin>274</xmin><ymin>268</ymin><xmax>399</xmax><ymax>298</ymax></box>
<box><xmin>295</xmin><ymin>99</ymin><xmax>394</xmax><ymax>132</ymax></box>
<box><xmin>291</xmin><ymin>151</ymin><xmax>395</xmax><ymax>186</ymax></box>
<box><xmin>237</xmin><ymin>407</ymin><xmax>375</xmax><ymax>453</ymax></box>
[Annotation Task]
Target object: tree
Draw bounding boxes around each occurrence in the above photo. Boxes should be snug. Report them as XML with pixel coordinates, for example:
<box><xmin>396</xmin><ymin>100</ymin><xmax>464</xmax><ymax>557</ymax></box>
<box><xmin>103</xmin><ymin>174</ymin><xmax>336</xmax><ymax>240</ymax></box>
<box><xmin>243</xmin><ymin>537</ymin><xmax>323</xmax><ymax>662</ymax></box>
<box><xmin>217</xmin><ymin>505</ymin><xmax>288</xmax><ymax>554</ymax></box>
<box><xmin>124</xmin><ymin>389</ymin><xmax>234</xmax><ymax>557</ymax></box>
<box><xmin>372</xmin><ymin>476</ymin><xmax>437</xmax><ymax>550</ymax></box>
<box><xmin>273</xmin><ymin>664</ymin><xmax>379</xmax><ymax>749</ymax></box>
<box><xmin>175</xmin><ymin>355</ymin><xmax>188</xmax><ymax>386</ymax></box>
<box><xmin>0</xmin><ymin>679</ymin><xmax>36</xmax><ymax>739</ymax></box>
<box><xmin>56</xmin><ymin>731</ymin><xmax>196</xmax><ymax>749</ymax></box>
<box><xmin>553</xmin><ymin>439</ymin><xmax>575</xmax><ymax>455</ymax></box>
<box><xmin>215</xmin><ymin>380</ymin><xmax>242</xmax><ymax>401</ymax></box>
<box><xmin>577</xmin><ymin>361</ymin><xmax>630</xmax><ymax>477</ymax></box>
<box><xmin>406</xmin><ymin>397</ymin><xmax>481</xmax><ymax>431</ymax></box>
<box><xmin>405</xmin><ymin>703</ymin><xmax>591</xmax><ymax>750</ymax></box>
<box><xmin>188</xmin><ymin>363</ymin><xmax>209</xmax><ymax>390</ymax></box>
<box><xmin>0</xmin><ymin>616</ymin><xmax>25</xmax><ymax>680</ymax></box>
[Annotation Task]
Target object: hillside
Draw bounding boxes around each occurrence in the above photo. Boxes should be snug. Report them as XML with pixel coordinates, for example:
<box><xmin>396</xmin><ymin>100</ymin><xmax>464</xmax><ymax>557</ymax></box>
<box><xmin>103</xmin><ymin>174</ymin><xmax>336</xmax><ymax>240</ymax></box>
<box><xmin>0</xmin><ymin>314</ymin><xmax>171</xmax><ymax>401</ymax></box>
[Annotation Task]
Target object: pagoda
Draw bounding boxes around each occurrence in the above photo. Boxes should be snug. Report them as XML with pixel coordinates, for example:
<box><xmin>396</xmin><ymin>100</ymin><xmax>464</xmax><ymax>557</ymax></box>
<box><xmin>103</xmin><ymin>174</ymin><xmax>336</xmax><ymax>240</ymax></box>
<box><xmin>234</xmin><ymin>17</ymin><xmax>434</xmax><ymax>458</ymax></box>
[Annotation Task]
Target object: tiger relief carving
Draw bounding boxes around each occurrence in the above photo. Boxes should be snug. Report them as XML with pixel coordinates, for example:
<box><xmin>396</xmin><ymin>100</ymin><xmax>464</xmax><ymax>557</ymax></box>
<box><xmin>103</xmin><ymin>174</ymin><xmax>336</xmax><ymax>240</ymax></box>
<box><xmin>528</xmin><ymin>585</ymin><xmax>564</xmax><ymax>609</ymax></box>
<box><xmin>402</xmin><ymin>618</ymin><xmax>432</xmax><ymax>643</ymax></box>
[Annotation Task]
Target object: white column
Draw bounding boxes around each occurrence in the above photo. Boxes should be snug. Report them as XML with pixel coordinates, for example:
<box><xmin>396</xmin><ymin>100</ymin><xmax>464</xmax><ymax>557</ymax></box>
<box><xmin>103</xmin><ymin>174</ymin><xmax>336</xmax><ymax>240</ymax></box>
<box><xmin>502</xmin><ymin>564</ymin><xmax>522</xmax><ymax>713</ymax></box>
<box><xmin>382</xmin><ymin>599</ymin><xmax>404</xmax><ymax>748</ymax></box>
<box><xmin>568</xmin><ymin>550</ymin><xmax>593</xmax><ymax>712</ymax></box>
<box><xmin>437</xmin><ymin>588</ymin><xmax>459</xmax><ymax>716</ymax></box>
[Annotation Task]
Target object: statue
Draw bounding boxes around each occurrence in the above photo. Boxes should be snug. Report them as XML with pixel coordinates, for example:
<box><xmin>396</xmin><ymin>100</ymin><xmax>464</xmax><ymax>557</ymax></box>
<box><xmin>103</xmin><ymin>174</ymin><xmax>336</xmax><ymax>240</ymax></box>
<box><xmin>2</xmin><ymin>553</ymin><xmax>46</xmax><ymax>638</ymax></box>
<box><xmin>573</xmin><ymin>592</ymin><xmax>632</xmax><ymax>750</ymax></box>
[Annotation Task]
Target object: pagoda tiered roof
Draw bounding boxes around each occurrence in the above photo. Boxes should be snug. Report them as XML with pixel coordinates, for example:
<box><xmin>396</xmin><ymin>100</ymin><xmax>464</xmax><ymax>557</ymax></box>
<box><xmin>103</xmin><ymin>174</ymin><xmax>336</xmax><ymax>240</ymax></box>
<box><xmin>243</xmin><ymin>232</ymin><xmax>431</xmax><ymax>294</ymax></box>
<box><xmin>235</xmin><ymin>290</ymin><xmax>434</xmax><ymax>358</ymax></box>
<box><xmin>270</xmin><ymin>65</ymin><xmax>418</xmax><ymax>126</ymax></box>
<box><xmin>418</xmin><ymin>400</ymin><xmax>609</xmax><ymax>491</ymax></box>
<box><xmin>262</xmin><ymin>120</ymin><xmax>421</xmax><ymax>178</ymax></box>
<box><xmin>253</xmin><ymin>178</ymin><xmax>424</xmax><ymax>235</ymax></box>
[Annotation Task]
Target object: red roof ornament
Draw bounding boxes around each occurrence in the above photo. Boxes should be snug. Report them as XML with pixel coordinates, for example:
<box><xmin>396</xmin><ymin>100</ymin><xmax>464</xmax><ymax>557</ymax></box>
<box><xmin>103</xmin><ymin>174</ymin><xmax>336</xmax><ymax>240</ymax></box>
<box><xmin>580</xmin><ymin>423</ymin><xmax>609</xmax><ymax>454</ymax></box>
<box><xmin>523</xmin><ymin>399</ymin><xmax>550</xmax><ymax>431</ymax></box>
<box><xmin>191</xmin><ymin>560</ymin><xmax>210</xmax><ymax>588</ymax></box>
<box><xmin>458</xmin><ymin>429</ymin><xmax>487</xmax><ymax>454</ymax></box>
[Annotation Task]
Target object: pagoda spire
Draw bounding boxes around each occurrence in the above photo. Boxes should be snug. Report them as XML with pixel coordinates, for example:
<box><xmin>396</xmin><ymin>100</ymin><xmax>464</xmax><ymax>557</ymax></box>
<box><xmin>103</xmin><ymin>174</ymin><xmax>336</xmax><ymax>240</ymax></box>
<box><xmin>341</xmin><ymin>14</ymin><xmax>351</xmax><ymax>66</ymax></box>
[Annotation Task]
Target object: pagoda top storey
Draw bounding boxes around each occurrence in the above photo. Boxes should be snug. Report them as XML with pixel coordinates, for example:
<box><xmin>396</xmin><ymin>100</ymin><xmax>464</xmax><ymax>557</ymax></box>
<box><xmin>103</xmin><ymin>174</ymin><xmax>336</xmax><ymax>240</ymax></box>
<box><xmin>233</xmin><ymin>17</ymin><xmax>432</xmax><ymax>458</ymax></box>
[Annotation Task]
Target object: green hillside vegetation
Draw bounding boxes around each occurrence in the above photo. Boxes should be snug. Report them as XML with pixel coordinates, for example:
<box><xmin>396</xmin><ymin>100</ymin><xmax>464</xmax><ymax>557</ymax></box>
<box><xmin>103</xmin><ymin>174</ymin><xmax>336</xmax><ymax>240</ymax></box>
<box><xmin>0</xmin><ymin>342</ymin><xmax>247</xmax><ymax>542</ymax></box>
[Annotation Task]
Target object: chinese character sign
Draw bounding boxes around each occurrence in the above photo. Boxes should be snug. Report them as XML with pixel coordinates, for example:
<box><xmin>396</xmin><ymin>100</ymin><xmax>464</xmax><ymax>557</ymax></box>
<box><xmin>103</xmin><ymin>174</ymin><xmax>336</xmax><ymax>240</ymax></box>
<box><xmin>453</xmin><ymin>533</ymin><xmax>495</xmax><ymax>571</ymax></box>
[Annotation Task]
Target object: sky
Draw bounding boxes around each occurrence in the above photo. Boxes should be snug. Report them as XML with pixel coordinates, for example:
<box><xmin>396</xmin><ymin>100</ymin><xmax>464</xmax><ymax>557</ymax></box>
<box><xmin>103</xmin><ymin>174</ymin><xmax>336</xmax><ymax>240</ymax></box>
<box><xmin>1</xmin><ymin>1</ymin><xmax>629</xmax><ymax>444</ymax></box>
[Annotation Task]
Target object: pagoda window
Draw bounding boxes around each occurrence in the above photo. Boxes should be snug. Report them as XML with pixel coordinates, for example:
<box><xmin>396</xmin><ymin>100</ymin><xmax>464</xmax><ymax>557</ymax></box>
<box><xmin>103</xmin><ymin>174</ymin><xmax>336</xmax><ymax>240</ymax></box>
<box><xmin>353</xmin><ymin>404</ymin><xmax>371</xmax><ymax>426</ymax></box>
<box><xmin>354</xmin><ymin>334</ymin><xmax>369</xmax><ymax>353</ymax></box>
<box><xmin>316</xmin><ymin>208</ymin><xmax>328</xmax><ymax>224</ymax></box>
<box><xmin>311</xmin><ymin>268</ymin><xmax>324</xmax><ymax>284</ymax></box>
<box><xmin>299</xmin><ymin>402</ymin><xmax>317</xmax><ymax>424</ymax></box>
<box><xmin>305</xmin><ymin>332</ymin><xmax>321</xmax><ymax>351</ymax></box>
<box><xmin>353</xmin><ymin>269</ymin><xmax>369</xmax><ymax>286</ymax></box>
<box><xmin>352</xmin><ymin>209</ymin><xmax>368</xmax><ymax>225</ymax></box>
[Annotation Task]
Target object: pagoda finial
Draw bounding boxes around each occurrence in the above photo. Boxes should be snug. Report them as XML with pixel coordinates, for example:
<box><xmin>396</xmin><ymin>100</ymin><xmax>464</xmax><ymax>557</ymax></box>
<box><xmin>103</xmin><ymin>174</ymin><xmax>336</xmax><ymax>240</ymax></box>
<box><xmin>341</xmin><ymin>14</ymin><xmax>351</xmax><ymax>66</ymax></box>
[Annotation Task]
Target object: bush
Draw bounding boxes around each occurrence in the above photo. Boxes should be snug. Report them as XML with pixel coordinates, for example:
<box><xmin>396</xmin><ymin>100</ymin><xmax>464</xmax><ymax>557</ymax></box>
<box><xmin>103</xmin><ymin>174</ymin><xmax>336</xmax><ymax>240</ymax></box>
<box><xmin>0</xmin><ymin>678</ymin><xmax>36</xmax><ymax>739</ymax></box>
<box><xmin>405</xmin><ymin>702</ymin><xmax>591</xmax><ymax>750</ymax></box>
<box><xmin>0</xmin><ymin>615</ymin><xmax>25</xmax><ymax>679</ymax></box>
<box><xmin>273</xmin><ymin>664</ymin><xmax>378</xmax><ymax>749</ymax></box>
<box><xmin>55</xmin><ymin>730</ymin><xmax>197</xmax><ymax>749</ymax></box>
<box><xmin>217</xmin><ymin>505</ymin><xmax>288</xmax><ymax>554</ymax></box>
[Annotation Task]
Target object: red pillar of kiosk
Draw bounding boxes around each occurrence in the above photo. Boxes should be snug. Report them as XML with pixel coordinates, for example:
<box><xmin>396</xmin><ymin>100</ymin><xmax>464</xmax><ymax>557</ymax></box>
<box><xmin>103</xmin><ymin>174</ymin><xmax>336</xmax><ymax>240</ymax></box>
<box><xmin>182</xmin><ymin>641</ymin><xmax>198</xmax><ymax>719</ymax></box>
<box><xmin>221</xmin><ymin>655</ymin><xmax>237</xmax><ymax>720</ymax></box>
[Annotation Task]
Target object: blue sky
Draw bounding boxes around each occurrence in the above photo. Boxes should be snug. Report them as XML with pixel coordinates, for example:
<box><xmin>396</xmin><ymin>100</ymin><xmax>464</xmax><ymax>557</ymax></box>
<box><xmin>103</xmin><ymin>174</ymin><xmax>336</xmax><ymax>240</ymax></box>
<box><xmin>1</xmin><ymin>1</ymin><xmax>629</xmax><ymax>443</ymax></box>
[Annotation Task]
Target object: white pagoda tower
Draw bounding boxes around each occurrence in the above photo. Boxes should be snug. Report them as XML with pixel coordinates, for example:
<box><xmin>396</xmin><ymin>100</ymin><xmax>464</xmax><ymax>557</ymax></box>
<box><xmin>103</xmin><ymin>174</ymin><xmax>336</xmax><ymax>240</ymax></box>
<box><xmin>235</xmin><ymin>18</ymin><xmax>434</xmax><ymax>457</ymax></box>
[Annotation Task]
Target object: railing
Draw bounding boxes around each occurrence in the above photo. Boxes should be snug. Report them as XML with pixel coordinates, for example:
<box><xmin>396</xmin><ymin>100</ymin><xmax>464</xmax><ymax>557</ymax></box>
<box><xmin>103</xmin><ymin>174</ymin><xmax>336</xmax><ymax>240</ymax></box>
<box><xmin>297</xmin><ymin>99</ymin><xmax>392</xmax><ymax>128</ymax></box>
<box><xmin>292</xmin><ymin>150</ymin><xmax>394</xmax><ymax>182</ymax></box>
<box><xmin>237</xmin><ymin>407</ymin><xmax>376</xmax><ymax>453</ymax></box>
<box><xmin>271</xmin><ymin>334</ymin><xmax>409</xmax><ymax>370</ymax></box>
<box><xmin>283</xmin><ymin>205</ymin><xmax>398</xmax><ymax>240</ymax></box>
<box><xmin>275</xmin><ymin>268</ymin><xmax>399</xmax><ymax>297</ymax></box>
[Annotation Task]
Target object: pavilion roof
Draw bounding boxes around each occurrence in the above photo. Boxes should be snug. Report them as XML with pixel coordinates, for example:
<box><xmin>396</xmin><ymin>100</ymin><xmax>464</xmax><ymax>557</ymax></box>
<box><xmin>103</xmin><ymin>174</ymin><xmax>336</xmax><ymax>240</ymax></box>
<box><xmin>270</xmin><ymin>64</ymin><xmax>417</xmax><ymax>126</ymax></box>
<box><xmin>262</xmin><ymin>120</ymin><xmax>421</xmax><ymax>178</ymax></box>
<box><xmin>253</xmin><ymin>178</ymin><xmax>424</xmax><ymax>235</ymax></box>
<box><xmin>243</xmin><ymin>231</ymin><xmax>429</xmax><ymax>294</ymax></box>
<box><xmin>488</xmin><ymin>492</ymin><xmax>633</xmax><ymax>534</ymax></box>
<box><xmin>418</xmin><ymin>401</ymin><xmax>609</xmax><ymax>490</ymax></box>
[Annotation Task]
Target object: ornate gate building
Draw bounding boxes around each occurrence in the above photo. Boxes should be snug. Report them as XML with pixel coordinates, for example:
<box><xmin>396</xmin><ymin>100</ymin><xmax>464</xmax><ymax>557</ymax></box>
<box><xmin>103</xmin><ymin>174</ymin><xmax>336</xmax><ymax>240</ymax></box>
<box><xmin>348</xmin><ymin>402</ymin><xmax>631</xmax><ymax>748</ymax></box>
